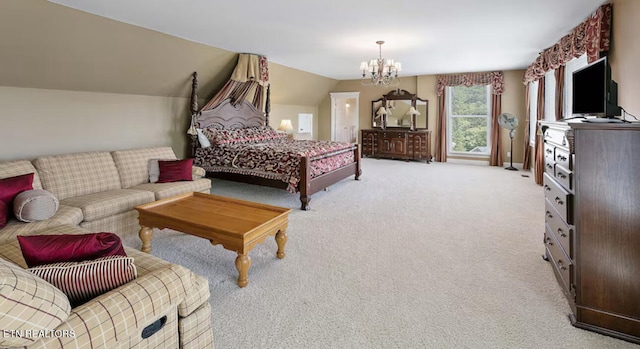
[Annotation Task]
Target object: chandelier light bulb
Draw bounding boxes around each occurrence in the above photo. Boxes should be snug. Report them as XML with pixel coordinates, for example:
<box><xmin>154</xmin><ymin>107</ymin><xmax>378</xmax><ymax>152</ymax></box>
<box><xmin>360</xmin><ymin>41</ymin><xmax>401</xmax><ymax>87</ymax></box>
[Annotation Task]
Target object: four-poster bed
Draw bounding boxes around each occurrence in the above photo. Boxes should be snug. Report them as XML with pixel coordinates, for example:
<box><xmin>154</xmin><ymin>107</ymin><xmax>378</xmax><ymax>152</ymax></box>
<box><xmin>188</xmin><ymin>72</ymin><xmax>361</xmax><ymax>210</ymax></box>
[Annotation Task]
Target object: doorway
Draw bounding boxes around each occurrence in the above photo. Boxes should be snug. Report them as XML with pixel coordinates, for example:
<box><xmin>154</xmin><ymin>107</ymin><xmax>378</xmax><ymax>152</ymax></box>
<box><xmin>330</xmin><ymin>92</ymin><xmax>360</xmax><ymax>143</ymax></box>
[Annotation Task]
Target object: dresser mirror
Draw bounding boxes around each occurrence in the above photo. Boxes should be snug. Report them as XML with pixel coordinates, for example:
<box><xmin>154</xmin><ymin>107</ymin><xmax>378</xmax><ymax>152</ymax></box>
<box><xmin>371</xmin><ymin>89</ymin><xmax>428</xmax><ymax>129</ymax></box>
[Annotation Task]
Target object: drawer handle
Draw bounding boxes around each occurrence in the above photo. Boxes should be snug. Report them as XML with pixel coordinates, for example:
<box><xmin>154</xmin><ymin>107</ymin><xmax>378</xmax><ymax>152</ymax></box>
<box><xmin>546</xmin><ymin>149</ymin><xmax>552</xmax><ymax>154</ymax></box>
<box><xmin>557</xmin><ymin>259</ymin><xmax>567</xmax><ymax>270</ymax></box>
<box><xmin>545</xmin><ymin>210</ymin><xmax>553</xmax><ymax>219</ymax></box>
<box><xmin>545</xmin><ymin>237</ymin><xmax>553</xmax><ymax>246</ymax></box>
<box><xmin>555</xmin><ymin>197</ymin><xmax>564</xmax><ymax>206</ymax></box>
<box><xmin>558</xmin><ymin>172</ymin><xmax>567</xmax><ymax>179</ymax></box>
<box><xmin>557</xmin><ymin>155</ymin><xmax>567</xmax><ymax>161</ymax></box>
<box><xmin>544</xmin><ymin>185</ymin><xmax>551</xmax><ymax>192</ymax></box>
<box><xmin>546</xmin><ymin>164</ymin><xmax>553</xmax><ymax>170</ymax></box>
<box><xmin>557</xmin><ymin>228</ymin><xmax>567</xmax><ymax>238</ymax></box>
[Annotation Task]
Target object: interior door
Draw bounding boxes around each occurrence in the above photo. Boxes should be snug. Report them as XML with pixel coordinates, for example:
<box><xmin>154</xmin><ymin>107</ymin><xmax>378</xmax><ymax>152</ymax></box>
<box><xmin>330</xmin><ymin>92</ymin><xmax>359</xmax><ymax>143</ymax></box>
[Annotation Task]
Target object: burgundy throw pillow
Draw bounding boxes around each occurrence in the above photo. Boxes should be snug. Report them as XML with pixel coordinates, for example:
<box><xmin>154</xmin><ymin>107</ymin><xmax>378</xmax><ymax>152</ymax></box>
<box><xmin>17</xmin><ymin>232</ymin><xmax>126</xmax><ymax>268</ymax></box>
<box><xmin>157</xmin><ymin>158</ymin><xmax>193</xmax><ymax>183</ymax></box>
<box><xmin>0</xmin><ymin>201</ymin><xmax>7</xmax><ymax>229</ymax></box>
<box><xmin>0</xmin><ymin>173</ymin><xmax>34</xmax><ymax>228</ymax></box>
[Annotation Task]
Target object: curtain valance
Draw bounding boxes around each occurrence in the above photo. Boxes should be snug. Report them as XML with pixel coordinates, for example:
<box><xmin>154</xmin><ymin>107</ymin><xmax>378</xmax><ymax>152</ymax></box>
<box><xmin>523</xmin><ymin>3</ymin><xmax>611</xmax><ymax>84</ymax></box>
<box><xmin>436</xmin><ymin>71</ymin><xmax>505</xmax><ymax>96</ymax></box>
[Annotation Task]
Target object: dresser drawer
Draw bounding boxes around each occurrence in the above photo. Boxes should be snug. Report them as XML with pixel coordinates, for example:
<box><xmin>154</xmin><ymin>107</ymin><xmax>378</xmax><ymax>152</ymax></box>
<box><xmin>544</xmin><ymin>229</ymin><xmax>572</xmax><ymax>295</ymax></box>
<box><xmin>544</xmin><ymin>144</ymin><xmax>555</xmax><ymax>165</ymax></box>
<box><xmin>554</xmin><ymin>165</ymin><xmax>573</xmax><ymax>192</ymax></box>
<box><xmin>545</xmin><ymin>198</ymin><xmax>573</xmax><ymax>258</ymax></box>
<box><xmin>543</xmin><ymin>173</ymin><xmax>573</xmax><ymax>224</ymax></box>
<box><xmin>381</xmin><ymin>131</ymin><xmax>406</xmax><ymax>139</ymax></box>
<box><xmin>545</xmin><ymin>162</ymin><xmax>555</xmax><ymax>176</ymax></box>
<box><xmin>544</xmin><ymin>128</ymin><xmax>569</xmax><ymax>148</ymax></box>
<box><xmin>554</xmin><ymin>147</ymin><xmax>572</xmax><ymax>170</ymax></box>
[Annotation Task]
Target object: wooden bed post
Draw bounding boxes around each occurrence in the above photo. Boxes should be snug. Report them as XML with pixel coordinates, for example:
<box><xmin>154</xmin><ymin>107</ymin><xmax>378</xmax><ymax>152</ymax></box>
<box><xmin>355</xmin><ymin>146</ymin><xmax>362</xmax><ymax>180</ymax></box>
<box><xmin>299</xmin><ymin>156</ymin><xmax>311</xmax><ymax>210</ymax></box>
<box><xmin>189</xmin><ymin>72</ymin><xmax>199</xmax><ymax>157</ymax></box>
<box><xmin>265</xmin><ymin>84</ymin><xmax>271</xmax><ymax>127</ymax></box>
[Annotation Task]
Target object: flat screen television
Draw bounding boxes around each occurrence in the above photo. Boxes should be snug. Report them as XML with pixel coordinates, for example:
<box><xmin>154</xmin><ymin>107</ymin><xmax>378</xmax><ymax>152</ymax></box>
<box><xmin>572</xmin><ymin>56</ymin><xmax>620</xmax><ymax>117</ymax></box>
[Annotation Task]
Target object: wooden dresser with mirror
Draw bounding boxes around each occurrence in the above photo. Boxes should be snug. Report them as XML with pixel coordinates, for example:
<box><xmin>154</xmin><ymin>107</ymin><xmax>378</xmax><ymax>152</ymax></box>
<box><xmin>361</xmin><ymin>89</ymin><xmax>432</xmax><ymax>163</ymax></box>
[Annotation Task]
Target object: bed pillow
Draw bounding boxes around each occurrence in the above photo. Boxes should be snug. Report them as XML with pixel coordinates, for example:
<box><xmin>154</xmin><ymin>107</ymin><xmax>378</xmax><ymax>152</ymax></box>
<box><xmin>205</xmin><ymin>126</ymin><xmax>287</xmax><ymax>145</ymax></box>
<box><xmin>148</xmin><ymin>158</ymin><xmax>176</xmax><ymax>183</ymax></box>
<box><xmin>28</xmin><ymin>255</ymin><xmax>137</xmax><ymax>307</ymax></box>
<box><xmin>157</xmin><ymin>159</ymin><xmax>194</xmax><ymax>183</ymax></box>
<box><xmin>13</xmin><ymin>189</ymin><xmax>59</xmax><ymax>223</ymax></box>
<box><xmin>243</xmin><ymin>126</ymin><xmax>288</xmax><ymax>142</ymax></box>
<box><xmin>196</xmin><ymin>128</ymin><xmax>212</xmax><ymax>148</ymax></box>
<box><xmin>17</xmin><ymin>233</ymin><xmax>127</xmax><ymax>268</ymax></box>
<box><xmin>0</xmin><ymin>173</ymin><xmax>35</xmax><ymax>228</ymax></box>
<box><xmin>211</xmin><ymin>128</ymin><xmax>250</xmax><ymax>145</ymax></box>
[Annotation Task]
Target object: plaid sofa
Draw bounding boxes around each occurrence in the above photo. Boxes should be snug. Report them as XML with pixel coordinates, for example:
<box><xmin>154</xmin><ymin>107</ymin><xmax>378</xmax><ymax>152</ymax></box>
<box><xmin>0</xmin><ymin>224</ymin><xmax>214</xmax><ymax>349</ymax></box>
<box><xmin>0</xmin><ymin>147</ymin><xmax>211</xmax><ymax>240</ymax></box>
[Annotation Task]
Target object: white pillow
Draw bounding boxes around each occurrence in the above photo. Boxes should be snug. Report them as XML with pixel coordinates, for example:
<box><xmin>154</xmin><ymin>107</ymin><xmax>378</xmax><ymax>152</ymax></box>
<box><xmin>196</xmin><ymin>128</ymin><xmax>211</xmax><ymax>148</ymax></box>
<box><xmin>148</xmin><ymin>159</ymin><xmax>176</xmax><ymax>183</ymax></box>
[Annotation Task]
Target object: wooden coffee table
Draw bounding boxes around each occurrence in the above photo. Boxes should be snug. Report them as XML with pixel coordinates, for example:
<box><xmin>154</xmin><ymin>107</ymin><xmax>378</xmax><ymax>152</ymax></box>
<box><xmin>134</xmin><ymin>192</ymin><xmax>291</xmax><ymax>287</ymax></box>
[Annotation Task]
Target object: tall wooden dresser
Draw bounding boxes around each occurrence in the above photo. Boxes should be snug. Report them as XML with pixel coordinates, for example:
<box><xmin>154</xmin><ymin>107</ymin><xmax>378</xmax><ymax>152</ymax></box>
<box><xmin>540</xmin><ymin>120</ymin><xmax>640</xmax><ymax>344</ymax></box>
<box><xmin>360</xmin><ymin>129</ymin><xmax>432</xmax><ymax>163</ymax></box>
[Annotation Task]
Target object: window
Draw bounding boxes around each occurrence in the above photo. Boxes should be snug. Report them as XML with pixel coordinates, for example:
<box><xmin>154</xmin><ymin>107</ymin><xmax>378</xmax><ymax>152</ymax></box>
<box><xmin>446</xmin><ymin>85</ymin><xmax>491</xmax><ymax>156</ymax></box>
<box><xmin>544</xmin><ymin>70</ymin><xmax>556</xmax><ymax>121</ymax></box>
<box><xmin>563</xmin><ymin>54</ymin><xmax>588</xmax><ymax>118</ymax></box>
<box><xmin>529</xmin><ymin>81</ymin><xmax>539</xmax><ymax>145</ymax></box>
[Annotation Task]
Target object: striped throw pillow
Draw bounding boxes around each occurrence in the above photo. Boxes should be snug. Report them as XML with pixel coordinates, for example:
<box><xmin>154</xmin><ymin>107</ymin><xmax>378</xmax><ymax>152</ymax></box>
<box><xmin>28</xmin><ymin>255</ymin><xmax>137</xmax><ymax>307</ymax></box>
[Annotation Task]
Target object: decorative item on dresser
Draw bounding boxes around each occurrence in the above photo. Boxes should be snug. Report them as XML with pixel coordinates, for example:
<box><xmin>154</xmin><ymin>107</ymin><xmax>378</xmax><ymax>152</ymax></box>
<box><xmin>361</xmin><ymin>89</ymin><xmax>431</xmax><ymax>163</ymax></box>
<box><xmin>539</xmin><ymin>120</ymin><xmax>640</xmax><ymax>344</ymax></box>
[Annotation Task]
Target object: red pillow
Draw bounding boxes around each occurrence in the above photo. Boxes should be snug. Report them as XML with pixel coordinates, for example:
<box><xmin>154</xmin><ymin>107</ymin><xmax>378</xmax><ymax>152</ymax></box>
<box><xmin>0</xmin><ymin>201</ymin><xmax>7</xmax><ymax>229</ymax></box>
<box><xmin>17</xmin><ymin>233</ymin><xmax>126</xmax><ymax>268</ymax></box>
<box><xmin>157</xmin><ymin>158</ymin><xmax>193</xmax><ymax>183</ymax></box>
<box><xmin>0</xmin><ymin>173</ymin><xmax>34</xmax><ymax>228</ymax></box>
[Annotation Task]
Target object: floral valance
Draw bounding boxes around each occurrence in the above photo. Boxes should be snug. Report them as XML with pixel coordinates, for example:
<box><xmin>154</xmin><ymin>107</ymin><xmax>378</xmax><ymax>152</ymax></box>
<box><xmin>523</xmin><ymin>3</ymin><xmax>611</xmax><ymax>84</ymax></box>
<box><xmin>230</xmin><ymin>53</ymin><xmax>269</xmax><ymax>86</ymax></box>
<box><xmin>437</xmin><ymin>71</ymin><xmax>505</xmax><ymax>96</ymax></box>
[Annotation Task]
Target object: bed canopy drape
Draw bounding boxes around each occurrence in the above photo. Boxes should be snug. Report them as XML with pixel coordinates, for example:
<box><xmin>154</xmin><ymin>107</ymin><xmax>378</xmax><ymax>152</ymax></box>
<box><xmin>190</xmin><ymin>53</ymin><xmax>271</xmax><ymax>131</ymax></box>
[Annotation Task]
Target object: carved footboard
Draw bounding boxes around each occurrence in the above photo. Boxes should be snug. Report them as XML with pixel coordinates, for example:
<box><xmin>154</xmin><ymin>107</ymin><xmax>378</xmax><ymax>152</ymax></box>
<box><xmin>298</xmin><ymin>144</ymin><xmax>361</xmax><ymax>210</ymax></box>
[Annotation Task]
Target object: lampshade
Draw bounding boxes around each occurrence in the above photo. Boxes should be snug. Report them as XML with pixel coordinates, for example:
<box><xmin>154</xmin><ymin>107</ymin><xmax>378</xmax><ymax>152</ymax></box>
<box><xmin>278</xmin><ymin>119</ymin><xmax>293</xmax><ymax>132</ymax></box>
<box><xmin>376</xmin><ymin>106</ymin><xmax>388</xmax><ymax>116</ymax></box>
<box><xmin>406</xmin><ymin>106</ymin><xmax>421</xmax><ymax>116</ymax></box>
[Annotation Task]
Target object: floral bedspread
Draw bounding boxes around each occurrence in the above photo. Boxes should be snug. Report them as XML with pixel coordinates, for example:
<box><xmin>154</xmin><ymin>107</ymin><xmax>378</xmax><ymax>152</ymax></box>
<box><xmin>195</xmin><ymin>138</ymin><xmax>355</xmax><ymax>193</ymax></box>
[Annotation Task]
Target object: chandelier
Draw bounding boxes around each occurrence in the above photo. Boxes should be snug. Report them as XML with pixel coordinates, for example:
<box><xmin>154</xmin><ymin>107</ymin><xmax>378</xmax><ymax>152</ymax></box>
<box><xmin>360</xmin><ymin>41</ymin><xmax>402</xmax><ymax>86</ymax></box>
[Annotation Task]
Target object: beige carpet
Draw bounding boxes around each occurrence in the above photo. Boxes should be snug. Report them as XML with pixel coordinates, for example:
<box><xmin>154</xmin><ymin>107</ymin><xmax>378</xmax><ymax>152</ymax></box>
<box><xmin>124</xmin><ymin>158</ymin><xmax>638</xmax><ymax>349</ymax></box>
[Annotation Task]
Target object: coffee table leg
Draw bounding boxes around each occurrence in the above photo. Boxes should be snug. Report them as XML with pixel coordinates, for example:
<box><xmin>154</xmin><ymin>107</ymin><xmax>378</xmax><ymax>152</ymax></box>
<box><xmin>139</xmin><ymin>226</ymin><xmax>153</xmax><ymax>253</ymax></box>
<box><xmin>275</xmin><ymin>230</ymin><xmax>288</xmax><ymax>259</ymax></box>
<box><xmin>235</xmin><ymin>253</ymin><xmax>251</xmax><ymax>288</ymax></box>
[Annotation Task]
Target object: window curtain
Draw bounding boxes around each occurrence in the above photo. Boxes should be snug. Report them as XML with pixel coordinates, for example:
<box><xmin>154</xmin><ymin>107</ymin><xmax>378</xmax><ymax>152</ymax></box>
<box><xmin>200</xmin><ymin>54</ymin><xmax>269</xmax><ymax>112</ymax></box>
<box><xmin>523</xmin><ymin>3</ymin><xmax>611</xmax><ymax>84</ymax></box>
<box><xmin>533</xmin><ymin>77</ymin><xmax>546</xmax><ymax>185</ymax></box>
<box><xmin>522</xmin><ymin>83</ymin><xmax>531</xmax><ymax>170</ymax></box>
<box><xmin>522</xmin><ymin>3</ymin><xmax>611</xmax><ymax>184</ymax></box>
<box><xmin>435</xmin><ymin>95</ymin><xmax>447</xmax><ymax>162</ymax></box>
<box><xmin>435</xmin><ymin>71</ymin><xmax>505</xmax><ymax>164</ymax></box>
<box><xmin>554</xmin><ymin>66</ymin><xmax>565</xmax><ymax>120</ymax></box>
